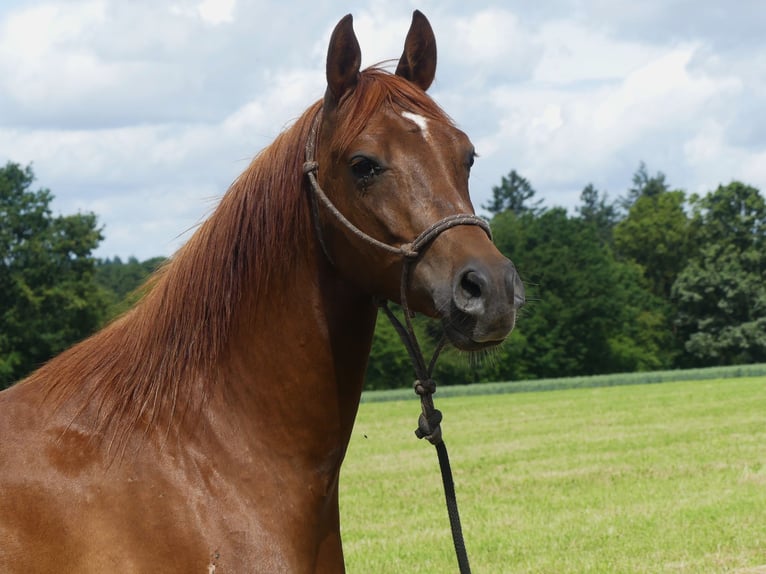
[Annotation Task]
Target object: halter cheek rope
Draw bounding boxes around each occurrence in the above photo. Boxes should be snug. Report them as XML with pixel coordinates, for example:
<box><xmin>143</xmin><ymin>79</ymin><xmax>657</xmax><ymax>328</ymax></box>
<box><xmin>304</xmin><ymin>109</ymin><xmax>490</xmax><ymax>574</ymax></box>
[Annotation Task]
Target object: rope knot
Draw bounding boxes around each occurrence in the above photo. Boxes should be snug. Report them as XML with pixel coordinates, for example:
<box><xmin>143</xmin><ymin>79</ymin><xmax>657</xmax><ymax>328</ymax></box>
<box><xmin>414</xmin><ymin>378</ymin><xmax>442</xmax><ymax>444</ymax></box>
<box><xmin>400</xmin><ymin>243</ymin><xmax>418</xmax><ymax>259</ymax></box>
<box><xmin>415</xmin><ymin>409</ymin><xmax>443</xmax><ymax>444</ymax></box>
<box><xmin>303</xmin><ymin>161</ymin><xmax>319</xmax><ymax>174</ymax></box>
<box><xmin>414</xmin><ymin>378</ymin><xmax>437</xmax><ymax>396</ymax></box>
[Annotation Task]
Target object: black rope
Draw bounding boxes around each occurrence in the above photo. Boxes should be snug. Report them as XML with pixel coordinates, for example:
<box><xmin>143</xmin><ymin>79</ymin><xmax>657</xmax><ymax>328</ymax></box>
<box><xmin>380</xmin><ymin>302</ymin><xmax>472</xmax><ymax>574</ymax></box>
<box><xmin>436</xmin><ymin>440</ymin><xmax>471</xmax><ymax>574</ymax></box>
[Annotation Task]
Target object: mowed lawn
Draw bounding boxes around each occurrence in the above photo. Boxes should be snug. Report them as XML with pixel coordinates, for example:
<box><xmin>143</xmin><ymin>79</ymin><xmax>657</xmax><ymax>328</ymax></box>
<box><xmin>339</xmin><ymin>377</ymin><xmax>766</xmax><ymax>573</ymax></box>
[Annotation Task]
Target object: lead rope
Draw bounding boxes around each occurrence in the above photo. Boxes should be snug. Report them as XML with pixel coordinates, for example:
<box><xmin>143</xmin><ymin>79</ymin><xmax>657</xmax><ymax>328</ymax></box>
<box><xmin>304</xmin><ymin>108</ymin><xmax>487</xmax><ymax>574</ymax></box>
<box><xmin>378</xmin><ymin>243</ymin><xmax>472</xmax><ymax>574</ymax></box>
<box><xmin>378</xmin><ymin>301</ymin><xmax>471</xmax><ymax>574</ymax></box>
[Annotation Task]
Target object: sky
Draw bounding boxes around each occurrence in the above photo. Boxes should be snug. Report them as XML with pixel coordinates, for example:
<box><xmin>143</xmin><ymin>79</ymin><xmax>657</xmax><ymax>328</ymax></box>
<box><xmin>1</xmin><ymin>0</ymin><xmax>765</xmax><ymax>260</ymax></box>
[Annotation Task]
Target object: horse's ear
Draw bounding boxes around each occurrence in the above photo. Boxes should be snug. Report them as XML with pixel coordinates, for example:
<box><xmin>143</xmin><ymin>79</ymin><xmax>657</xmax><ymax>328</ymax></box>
<box><xmin>395</xmin><ymin>10</ymin><xmax>437</xmax><ymax>91</ymax></box>
<box><xmin>325</xmin><ymin>14</ymin><xmax>361</xmax><ymax>109</ymax></box>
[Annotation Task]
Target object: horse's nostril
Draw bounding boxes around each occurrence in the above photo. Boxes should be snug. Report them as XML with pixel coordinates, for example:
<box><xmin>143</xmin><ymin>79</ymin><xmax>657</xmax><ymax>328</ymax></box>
<box><xmin>460</xmin><ymin>271</ymin><xmax>483</xmax><ymax>299</ymax></box>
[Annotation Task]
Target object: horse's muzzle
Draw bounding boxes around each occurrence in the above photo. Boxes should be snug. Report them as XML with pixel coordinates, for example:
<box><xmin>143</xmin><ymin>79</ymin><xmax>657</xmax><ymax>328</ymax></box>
<box><xmin>444</xmin><ymin>259</ymin><xmax>525</xmax><ymax>351</ymax></box>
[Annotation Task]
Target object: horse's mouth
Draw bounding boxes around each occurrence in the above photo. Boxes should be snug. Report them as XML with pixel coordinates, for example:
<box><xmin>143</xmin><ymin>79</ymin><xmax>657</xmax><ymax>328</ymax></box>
<box><xmin>441</xmin><ymin>318</ymin><xmax>508</xmax><ymax>352</ymax></box>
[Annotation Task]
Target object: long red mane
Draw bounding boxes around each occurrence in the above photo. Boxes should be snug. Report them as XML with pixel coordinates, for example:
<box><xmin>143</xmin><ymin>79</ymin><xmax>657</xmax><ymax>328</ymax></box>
<box><xmin>28</xmin><ymin>67</ymin><xmax>450</xmax><ymax>446</ymax></box>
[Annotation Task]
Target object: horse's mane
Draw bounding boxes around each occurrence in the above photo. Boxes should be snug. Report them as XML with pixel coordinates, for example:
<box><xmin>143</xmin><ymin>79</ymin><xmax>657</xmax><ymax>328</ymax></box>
<box><xmin>30</xmin><ymin>67</ymin><xmax>451</xmax><ymax>446</ymax></box>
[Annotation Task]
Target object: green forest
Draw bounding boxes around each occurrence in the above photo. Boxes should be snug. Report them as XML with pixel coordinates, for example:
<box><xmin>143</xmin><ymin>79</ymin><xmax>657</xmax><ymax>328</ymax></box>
<box><xmin>2</xmin><ymin>160</ymin><xmax>765</xmax><ymax>390</ymax></box>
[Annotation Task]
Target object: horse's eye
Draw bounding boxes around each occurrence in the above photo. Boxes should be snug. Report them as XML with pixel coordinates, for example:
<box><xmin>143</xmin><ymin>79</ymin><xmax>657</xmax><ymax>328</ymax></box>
<box><xmin>466</xmin><ymin>150</ymin><xmax>477</xmax><ymax>171</ymax></box>
<box><xmin>350</xmin><ymin>156</ymin><xmax>383</xmax><ymax>188</ymax></box>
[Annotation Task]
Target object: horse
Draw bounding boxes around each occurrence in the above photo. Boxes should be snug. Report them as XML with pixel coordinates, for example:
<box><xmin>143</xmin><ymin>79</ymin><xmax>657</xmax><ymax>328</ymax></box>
<box><xmin>0</xmin><ymin>11</ymin><xmax>524</xmax><ymax>573</ymax></box>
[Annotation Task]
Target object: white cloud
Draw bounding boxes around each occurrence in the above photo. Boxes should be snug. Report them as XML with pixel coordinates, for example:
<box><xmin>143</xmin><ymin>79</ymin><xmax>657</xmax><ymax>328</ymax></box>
<box><xmin>0</xmin><ymin>58</ymin><xmax>324</xmax><ymax>258</ymax></box>
<box><xmin>534</xmin><ymin>20</ymin><xmax>661</xmax><ymax>85</ymax></box>
<box><xmin>0</xmin><ymin>2</ymin><xmax>109</xmax><ymax>108</ymax></box>
<box><xmin>453</xmin><ymin>8</ymin><xmax>539</xmax><ymax>76</ymax></box>
<box><xmin>197</xmin><ymin>0</ymin><xmax>236</xmax><ymax>25</ymax></box>
<box><xmin>435</xmin><ymin>7</ymin><xmax>541</xmax><ymax>86</ymax></box>
<box><xmin>588</xmin><ymin>46</ymin><xmax>730</xmax><ymax>136</ymax></box>
<box><xmin>464</xmin><ymin>37</ymin><xmax>747</xmax><ymax>209</ymax></box>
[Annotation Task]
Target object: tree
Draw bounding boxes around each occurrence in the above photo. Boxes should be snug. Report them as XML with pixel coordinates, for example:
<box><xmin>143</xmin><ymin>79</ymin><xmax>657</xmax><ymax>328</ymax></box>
<box><xmin>491</xmin><ymin>207</ymin><xmax>674</xmax><ymax>378</ymax></box>
<box><xmin>620</xmin><ymin>161</ymin><xmax>670</xmax><ymax>210</ymax></box>
<box><xmin>672</xmin><ymin>182</ymin><xmax>766</xmax><ymax>365</ymax></box>
<box><xmin>688</xmin><ymin>181</ymin><xmax>766</xmax><ymax>252</ymax></box>
<box><xmin>0</xmin><ymin>162</ymin><xmax>108</xmax><ymax>388</ymax></box>
<box><xmin>614</xmin><ymin>189</ymin><xmax>692</xmax><ymax>299</ymax></box>
<box><xmin>575</xmin><ymin>183</ymin><xmax>618</xmax><ymax>245</ymax></box>
<box><xmin>483</xmin><ymin>170</ymin><xmax>544</xmax><ymax>216</ymax></box>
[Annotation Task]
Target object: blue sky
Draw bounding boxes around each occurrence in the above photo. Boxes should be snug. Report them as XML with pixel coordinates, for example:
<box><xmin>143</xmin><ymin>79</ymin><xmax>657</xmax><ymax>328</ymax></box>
<box><xmin>1</xmin><ymin>0</ymin><xmax>765</xmax><ymax>259</ymax></box>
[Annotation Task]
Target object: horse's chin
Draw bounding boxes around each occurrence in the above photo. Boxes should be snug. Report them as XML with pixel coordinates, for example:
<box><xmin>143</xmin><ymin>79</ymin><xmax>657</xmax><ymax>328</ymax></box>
<box><xmin>441</xmin><ymin>320</ymin><xmax>507</xmax><ymax>353</ymax></box>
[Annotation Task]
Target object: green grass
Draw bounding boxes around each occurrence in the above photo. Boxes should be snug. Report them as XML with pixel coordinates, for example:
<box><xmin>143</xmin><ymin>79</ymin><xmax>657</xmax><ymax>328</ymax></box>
<box><xmin>340</xmin><ymin>376</ymin><xmax>766</xmax><ymax>573</ymax></box>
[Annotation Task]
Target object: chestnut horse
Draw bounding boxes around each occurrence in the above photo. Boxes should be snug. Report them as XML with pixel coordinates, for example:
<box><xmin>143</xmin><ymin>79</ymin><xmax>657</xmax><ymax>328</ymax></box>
<box><xmin>0</xmin><ymin>11</ymin><xmax>523</xmax><ymax>573</ymax></box>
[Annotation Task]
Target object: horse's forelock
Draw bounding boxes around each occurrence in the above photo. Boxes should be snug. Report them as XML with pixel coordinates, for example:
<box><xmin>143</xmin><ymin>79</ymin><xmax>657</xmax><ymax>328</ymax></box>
<box><xmin>331</xmin><ymin>67</ymin><xmax>453</xmax><ymax>157</ymax></box>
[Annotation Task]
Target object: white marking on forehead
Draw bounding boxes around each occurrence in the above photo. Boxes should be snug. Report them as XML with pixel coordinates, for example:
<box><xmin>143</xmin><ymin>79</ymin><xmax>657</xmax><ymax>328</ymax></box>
<box><xmin>401</xmin><ymin>111</ymin><xmax>430</xmax><ymax>138</ymax></box>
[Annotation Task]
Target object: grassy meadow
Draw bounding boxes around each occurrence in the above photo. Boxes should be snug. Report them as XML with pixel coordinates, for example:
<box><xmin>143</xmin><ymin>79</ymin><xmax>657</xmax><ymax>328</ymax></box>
<box><xmin>339</xmin><ymin>375</ymin><xmax>766</xmax><ymax>573</ymax></box>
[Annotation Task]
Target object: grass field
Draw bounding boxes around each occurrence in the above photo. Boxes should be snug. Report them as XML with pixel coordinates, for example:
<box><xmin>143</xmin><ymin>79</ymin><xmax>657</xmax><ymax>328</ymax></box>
<box><xmin>339</xmin><ymin>376</ymin><xmax>766</xmax><ymax>573</ymax></box>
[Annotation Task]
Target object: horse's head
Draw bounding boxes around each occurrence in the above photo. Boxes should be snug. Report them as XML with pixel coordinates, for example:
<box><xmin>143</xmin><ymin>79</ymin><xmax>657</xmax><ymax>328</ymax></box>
<box><xmin>311</xmin><ymin>11</ymin><xmax>524</xmax><ymax>352</ymax></box>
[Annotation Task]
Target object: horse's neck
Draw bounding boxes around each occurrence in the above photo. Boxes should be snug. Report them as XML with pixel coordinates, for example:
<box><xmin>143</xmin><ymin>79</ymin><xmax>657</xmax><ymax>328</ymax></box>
<box><xmin>207</xmin><ymin>252</ymin><xmax>377</xmax><ymax>463</ymax></box>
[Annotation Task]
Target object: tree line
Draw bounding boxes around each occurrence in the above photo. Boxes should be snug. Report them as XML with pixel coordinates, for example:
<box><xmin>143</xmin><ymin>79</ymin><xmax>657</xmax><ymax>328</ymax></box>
<box><xmin>1</xmin><ymin>161</ymin><xmax>764</xmax><ymax>390</ymax></box>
